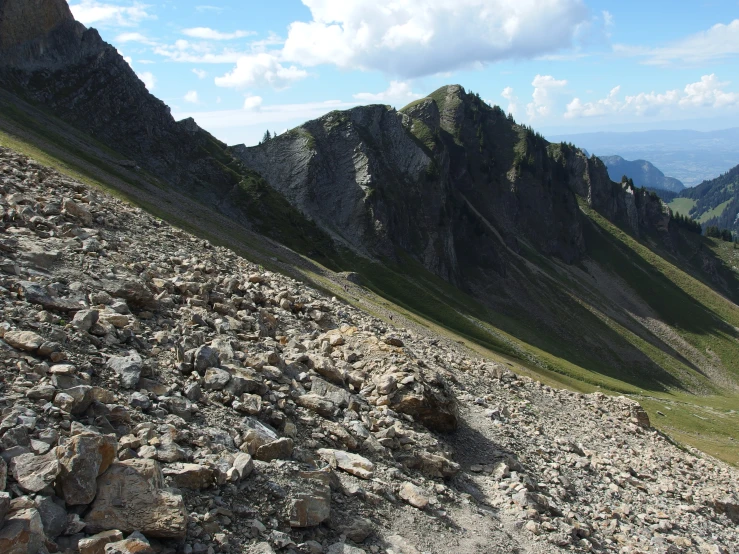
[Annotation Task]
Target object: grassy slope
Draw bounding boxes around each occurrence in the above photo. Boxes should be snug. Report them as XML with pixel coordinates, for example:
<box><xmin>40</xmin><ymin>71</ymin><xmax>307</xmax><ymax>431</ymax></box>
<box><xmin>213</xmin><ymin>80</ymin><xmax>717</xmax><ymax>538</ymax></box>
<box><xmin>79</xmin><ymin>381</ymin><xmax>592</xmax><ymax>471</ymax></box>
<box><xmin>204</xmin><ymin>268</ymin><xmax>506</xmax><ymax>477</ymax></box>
<box><xmin>2</xmin><ymin>121</ymin><xmax>738</xmax><ymax>465</ymax></box>
<box><xmin>668</xmin><ymin>198</ymin><xmax>696</xmax><ymax>217</ymax></box>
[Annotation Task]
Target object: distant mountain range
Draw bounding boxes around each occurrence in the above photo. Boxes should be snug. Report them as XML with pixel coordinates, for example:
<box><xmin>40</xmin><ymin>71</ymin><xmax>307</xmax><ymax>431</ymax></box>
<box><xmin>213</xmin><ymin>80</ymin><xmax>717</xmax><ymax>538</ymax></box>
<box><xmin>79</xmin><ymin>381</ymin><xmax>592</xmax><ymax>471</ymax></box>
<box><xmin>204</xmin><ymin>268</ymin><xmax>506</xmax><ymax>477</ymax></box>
<box><xmin>600</xmin><ymin>155</ymin><xmax>685</xmax><ymax>193</ymax></box>
<box><xmin>550</xmin><ymin>128</ymin><xmax>739</xmax><ymax>187</ymax></box>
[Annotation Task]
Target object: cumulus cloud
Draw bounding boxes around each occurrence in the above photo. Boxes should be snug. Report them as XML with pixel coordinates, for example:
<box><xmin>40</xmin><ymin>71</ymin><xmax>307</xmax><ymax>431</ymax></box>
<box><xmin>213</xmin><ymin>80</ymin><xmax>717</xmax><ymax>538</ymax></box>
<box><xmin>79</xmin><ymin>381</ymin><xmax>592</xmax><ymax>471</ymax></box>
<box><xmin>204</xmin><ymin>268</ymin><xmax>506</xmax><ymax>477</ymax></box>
<box><xmin>565</xmin><ymin>75</ymin><xmax>739</xmax><ymax>119</ymax></box>
<box><xmin>243</xmin><ymin>96</ymin><xmax>264</xmax><ymax>111</ymax></box>
<box><xmin>278</xmin><ymin>0</ymin><xmax>589</xmax><ymax>78</ymax></box>
<box><xmin>137</xmin><ymin>71</ymin><xmax>155</xmax><ymax>91</ymax></box>
<box><xmin>69</xmin><ymin>1</ymin><xmax>154</xmax><ymax>27</ymax></box>
<box><xmin>183</xmin><ymin>28</ymin><xmax>254</xmax><ymax>40</ymax></box>
<box><xmin>184</xmin><ymin>91</ymin><xmax>199</xmax><ymax>104</ymax></box>
<box><xmin>527</xmin><ymin>75</ymin><xmax>567</xmax><ymax>119</ymax></box>
<box><xmin>616</xmin><ymin>19</ymin><xmax>739</xmax><ymax>66</ymax></box>
<box><xmin>154</xmin><ymin>40</ymin><xmax>245</xmax><ymax>64</ymax></box>
<box><xmin>214</xmin><ymin>53</ymin><xmax>308</xmax><ymax>89</ymax></box>
<box><xmin>501</xmin><ymin>86</ymin><xmax>520</xmax><ymax>117</ymax></box>
<box><xmin>353</xmin><ymin>81</ymin><xmax>422</xmax><ymax>104</ymax></box>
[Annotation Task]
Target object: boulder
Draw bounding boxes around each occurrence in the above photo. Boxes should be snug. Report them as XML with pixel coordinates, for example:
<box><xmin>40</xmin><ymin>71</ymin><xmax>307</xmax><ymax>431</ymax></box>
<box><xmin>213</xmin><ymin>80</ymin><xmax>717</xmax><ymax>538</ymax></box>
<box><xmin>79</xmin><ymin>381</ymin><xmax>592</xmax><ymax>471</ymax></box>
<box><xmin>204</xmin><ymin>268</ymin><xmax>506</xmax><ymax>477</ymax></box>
<box><xmin>387</xmin><ymin>371</ymin><xmax>458</xmax><ymax>433</ymax></box>
<box><xmin>232</xmin><ymin>453</ymin><xmax>254</xmax><ymax>480</ymax></box>
<box><xmin>10</xmin><ymin>451</ymin><xmax>60</xmax><ymax>493</ymax></box>
<box><xmin>34</xmin><ymin>495</ymin><xmax>67</xmax><ymax>539</ymax></box>
<box><xmin>0</xmin><ymin>491</ymin><xmax>10</xmax><ymax>522</ymax></box>
<box><xmin>57</xmin><ymin>433</ymin><xmax>117</xmax><ymax>505</ymax></box>
<box><xmin>62</xmin><ymin>198</ymin><xmax>93</xmax><ymax>225</ymax></box>
<box><xmin>0</xmin><ymin>508</ymin><xmax>45</xmax><ymax>554</ymax></box>
<box><xmin>84</xmin><ymin>459</ymin><xmax>187</xmax><ymax>539</ymax></box>
<box><xmin>713</xmin><ymin>495</ymin><xmax>739</xmax><ymax>523</ymax></box>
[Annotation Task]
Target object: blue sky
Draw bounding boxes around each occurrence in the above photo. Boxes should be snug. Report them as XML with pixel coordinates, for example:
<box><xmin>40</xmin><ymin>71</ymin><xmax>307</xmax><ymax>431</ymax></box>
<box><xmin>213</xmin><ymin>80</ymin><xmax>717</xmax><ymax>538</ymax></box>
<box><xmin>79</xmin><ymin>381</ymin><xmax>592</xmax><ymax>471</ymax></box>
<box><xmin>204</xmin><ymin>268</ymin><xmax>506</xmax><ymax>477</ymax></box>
<box><xmin>68</xmin><ymin>0</ymin><xmax>739</xmax><ymax>146</ymax></box>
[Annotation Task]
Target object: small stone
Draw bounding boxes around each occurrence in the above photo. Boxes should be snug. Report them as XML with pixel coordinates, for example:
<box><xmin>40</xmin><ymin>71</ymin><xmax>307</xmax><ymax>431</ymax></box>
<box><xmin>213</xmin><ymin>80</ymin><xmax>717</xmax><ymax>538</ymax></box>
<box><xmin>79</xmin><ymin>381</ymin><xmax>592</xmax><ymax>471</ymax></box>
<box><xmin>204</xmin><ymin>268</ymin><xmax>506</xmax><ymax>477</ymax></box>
<box><xmin>232</xmin><ymin>453</ymin><xmax>254</xmax><ymax>480</ymax></box>
<box><xmin>317</xmin><ymin>449</ymin><xmax>374</xmax><ymax>479</ymax></box>
<box><xmin>72</xmin><ymin>309</ymin><xmax>99</xmax><ymax>332</ymax></box>
<box><xmin>79</xmin><ymin>530</ymin><xmax>125</xmax><ymax>554</ymax></box>
<box><xmin>4</xmin><ymin>331</ymin><xmax>43</xmax><ymax>352</ymax></box>
<box><xmin>107</xmin><ymin>352</ymin><xmax>143</xmax><ymax>389</ymax></box>
<box><xmin>398</xmin><ymin>482</ymin><xmax>429</xmax><ymax>510</ymax></box>
<box><xmin>255</xmin><ymin>438</ymin><xmax>294</xmax><ymax>461</ymax></box>
<box><xmin>203</xmin><ymin>368</ymin><xmax>231</xmax><ymax>390</ymax></box>
<box><xmin>162</xmin><ymin>463</ymin><xmax>215</xmax><ymax>490</ymax></box>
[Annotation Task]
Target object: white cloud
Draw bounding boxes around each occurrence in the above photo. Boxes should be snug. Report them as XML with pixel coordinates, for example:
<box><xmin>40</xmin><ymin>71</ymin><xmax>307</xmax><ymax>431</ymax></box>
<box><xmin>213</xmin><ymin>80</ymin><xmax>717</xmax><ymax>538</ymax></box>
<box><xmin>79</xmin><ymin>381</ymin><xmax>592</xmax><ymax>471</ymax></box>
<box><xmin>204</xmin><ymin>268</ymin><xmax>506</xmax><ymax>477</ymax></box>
<box><xmin>565</xmin><ymin>86</ymin><xmax>620</xmax><ymax>118</ymax></box>
<box><xmin>243</xmin><ymin>96</ymin><xmax>263</xmax><ymax>111</ymax></box>
<box><xmin>353</xmin><ymin>81</ymin><xmax>422</xmax><ymax>104</ymax></box>
<box><xmin>195</xmin><ymin>5</ymin><xmax>224</xmax><ymax>13</ymax></box>
<box><xmin>277</xmin><ymin>0</ymin><xmax>588</xmax><ymax>78</ymax></box>
<box><xmin>137</xmin><ymin>71</ymin><xmax>155</xmax><ymax>91</ymax></box>
<box><xmin>154</xmin><ymin>40</ymin><xmax>245</xmax><ymax>64</ymax></box>
<box><xmin>193</xmin><ymin>69</ymin><xmax>208</xmax><ymax>79</ymax></box>
<box><xmin>616</xmin><ymin>19</ymin><xmax>739</xmax><ymax>66</ymax></box>
<box><xmin>565</xmin><ymin>75</ymin><xmax>739</xmax><ymax>119</ymax></box>
<box><xmin>183</xmin><ymin>27</ymin><xmax>254</xmax><ymax>40</ymax></box>
<box><xmin>679</xmin><ymin>74</ymin><xmax>739</xmax><ymax>108</ymax></box>
<box><xmin>117</xmin><ymin>49</ymin><xmax>133</xmax><ymax>67</ymax></box>
<box><xmin>184</xmin><ymin>90</ymin><xmax>199</xmax><ymax>104</ymax></box>
<box><xmin>527</xmin><ymin>75</ymin><xmax>567</xmax><ymax>119</ymax></box>
<box><xmin>115</xmin><ymin>32</ymin><xmax>153</xmax><ymax>44</ymax></box>
<box><xmin>214</xmin><ymin>53</ymin><xmax>308</xmax><ymax>89</ymax></box>
<box><xmin>69</xmin><ymin>1</ymin><xmax>154</xmax><ymax>27</ymax></box>
<box><xmin>501</xmin><ymin>86</ymin><xmax>519</xmax><ymax>117</ymax></box>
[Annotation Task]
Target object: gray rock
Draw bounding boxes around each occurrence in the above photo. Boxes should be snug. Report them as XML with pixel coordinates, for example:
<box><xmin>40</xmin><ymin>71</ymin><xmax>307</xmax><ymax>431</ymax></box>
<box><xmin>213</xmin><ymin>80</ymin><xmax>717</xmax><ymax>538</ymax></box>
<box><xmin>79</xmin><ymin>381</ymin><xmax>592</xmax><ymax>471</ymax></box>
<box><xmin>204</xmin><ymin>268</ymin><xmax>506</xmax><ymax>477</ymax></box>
<box><xmin>35</xmin><ymin>495</ymin><xmax>68</xmax><ymax>539</ymax></box>
<box><xmin>10</xmin><ymin>451</ymin><xmax>60</xmax><ymax>493</ymax></box>
<box><xmin>57</xmin><ymin>432</ymin><xmax>117</xmax><ymax>505</ymax></box>
<box><xmin>107</xmin><ymin>351</ymin><xmax>142</xmax><ymax>389</ymax></box>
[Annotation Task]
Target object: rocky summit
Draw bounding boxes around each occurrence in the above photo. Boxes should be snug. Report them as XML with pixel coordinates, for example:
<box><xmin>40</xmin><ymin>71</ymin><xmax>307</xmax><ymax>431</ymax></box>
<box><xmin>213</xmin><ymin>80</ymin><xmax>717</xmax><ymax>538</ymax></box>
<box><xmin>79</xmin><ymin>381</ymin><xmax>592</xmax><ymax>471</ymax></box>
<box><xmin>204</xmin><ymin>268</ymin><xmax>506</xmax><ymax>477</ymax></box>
<box><xmin>0</xmin><ymin>146</ymin><xmax>738</xmax><ymax>554</ymax></box>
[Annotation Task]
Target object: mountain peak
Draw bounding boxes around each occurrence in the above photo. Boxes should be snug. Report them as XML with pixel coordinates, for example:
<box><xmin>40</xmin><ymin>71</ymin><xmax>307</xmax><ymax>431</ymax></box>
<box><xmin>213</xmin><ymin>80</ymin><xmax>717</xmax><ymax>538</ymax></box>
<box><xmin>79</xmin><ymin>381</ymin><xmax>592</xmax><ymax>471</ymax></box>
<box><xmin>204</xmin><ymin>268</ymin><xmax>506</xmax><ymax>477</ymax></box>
<box><xmin>0</xmin><ymin>0</ymin><xmax>74</xmax><ymax>50</ymax></box>
<box><xmin>0</xmin><ymin>0</ymin><xmax>92</xmax><ymax>69</ymax></box>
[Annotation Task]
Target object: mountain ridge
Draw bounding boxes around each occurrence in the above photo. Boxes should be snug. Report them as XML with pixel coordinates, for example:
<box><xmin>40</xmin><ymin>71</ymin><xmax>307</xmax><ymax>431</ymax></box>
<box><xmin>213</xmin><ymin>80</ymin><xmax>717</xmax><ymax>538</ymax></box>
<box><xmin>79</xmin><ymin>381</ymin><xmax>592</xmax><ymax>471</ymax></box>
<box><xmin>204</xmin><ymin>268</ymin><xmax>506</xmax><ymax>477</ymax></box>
<box><xmin>599</xmin><ymin>154</ymin><xmax>685</xmax><ymax>193</ymax></box>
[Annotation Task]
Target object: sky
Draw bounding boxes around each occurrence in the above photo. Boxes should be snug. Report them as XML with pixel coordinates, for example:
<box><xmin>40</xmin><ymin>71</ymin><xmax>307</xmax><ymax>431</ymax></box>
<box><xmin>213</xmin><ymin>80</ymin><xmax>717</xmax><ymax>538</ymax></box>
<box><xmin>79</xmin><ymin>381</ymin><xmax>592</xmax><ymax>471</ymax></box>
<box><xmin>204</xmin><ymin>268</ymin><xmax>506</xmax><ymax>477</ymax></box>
<box><xmin>67</xmin><ymin>0</ymin><xmax>739</xmax><ymax>146</ymax></box>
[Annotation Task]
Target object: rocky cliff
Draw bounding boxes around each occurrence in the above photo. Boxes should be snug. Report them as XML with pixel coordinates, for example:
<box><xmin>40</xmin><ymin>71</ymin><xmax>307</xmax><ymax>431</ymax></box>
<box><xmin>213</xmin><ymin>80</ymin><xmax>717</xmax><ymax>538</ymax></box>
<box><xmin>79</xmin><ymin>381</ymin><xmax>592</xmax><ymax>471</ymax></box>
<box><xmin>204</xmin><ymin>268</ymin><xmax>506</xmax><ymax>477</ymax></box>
<box><xmin>233</xmin><ymin>86</ymin><xmax>669</xmax><ymax>287</ymax></box>
<box><xmin>0</xmin><ymin>0</ymin><xmax>257</xmax><ymax>213</ymax></box>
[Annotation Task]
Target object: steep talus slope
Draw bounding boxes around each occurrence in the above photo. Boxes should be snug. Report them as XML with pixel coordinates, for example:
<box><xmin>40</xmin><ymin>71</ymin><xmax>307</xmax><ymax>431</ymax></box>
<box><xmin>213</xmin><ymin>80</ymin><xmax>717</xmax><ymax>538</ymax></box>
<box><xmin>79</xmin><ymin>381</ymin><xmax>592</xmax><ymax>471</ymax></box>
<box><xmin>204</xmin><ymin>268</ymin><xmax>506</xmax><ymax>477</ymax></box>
<box><xmin>600</xmin><ymin>155</ymin><xmax>685</xmax><ymax>193</ymax></box>
<box><xmin>1</xmin><ymin>2</ymin><xmax>739</xmax><ymax>469</ymax></box>
<box><xmin>0</xmin><ymin>147</ymin><xmax>737</xmax><ymax>554</ymax></box>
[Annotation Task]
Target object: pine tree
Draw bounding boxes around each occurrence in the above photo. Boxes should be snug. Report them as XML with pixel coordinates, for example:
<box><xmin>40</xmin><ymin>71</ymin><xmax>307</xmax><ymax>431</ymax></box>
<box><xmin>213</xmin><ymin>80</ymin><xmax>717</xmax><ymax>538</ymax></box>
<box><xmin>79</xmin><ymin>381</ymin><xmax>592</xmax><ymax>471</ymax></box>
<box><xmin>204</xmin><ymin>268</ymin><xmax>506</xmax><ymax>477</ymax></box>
<box><xmin>262</xmin><ymin>130</ymin><xmax>272</xmax><ymax>143</ymax></box>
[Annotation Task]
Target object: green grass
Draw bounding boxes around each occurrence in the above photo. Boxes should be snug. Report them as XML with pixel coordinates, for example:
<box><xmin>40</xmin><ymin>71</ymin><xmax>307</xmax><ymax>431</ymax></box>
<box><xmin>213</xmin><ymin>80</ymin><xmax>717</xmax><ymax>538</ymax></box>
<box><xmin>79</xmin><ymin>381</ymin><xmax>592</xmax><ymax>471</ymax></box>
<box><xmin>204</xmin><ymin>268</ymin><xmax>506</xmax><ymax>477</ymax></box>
<box><xmin>697</xmin><ymin>199</ymin><xmax>732</xmax><ymax>223</ymax></box>
<box><xmin>668</xmin><ymin>198</ymin><xmax>696</xmax><ymax>217</ymax></box>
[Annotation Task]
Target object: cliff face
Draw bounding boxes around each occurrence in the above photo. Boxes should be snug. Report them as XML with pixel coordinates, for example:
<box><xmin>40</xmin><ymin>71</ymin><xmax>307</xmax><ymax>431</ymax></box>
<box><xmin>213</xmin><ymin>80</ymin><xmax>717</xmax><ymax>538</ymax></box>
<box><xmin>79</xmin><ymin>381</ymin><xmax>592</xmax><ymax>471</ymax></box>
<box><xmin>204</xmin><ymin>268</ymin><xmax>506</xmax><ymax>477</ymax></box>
<box><xmin>233</xmin><ymin>86</ymin><xmax>668</xmax><ymax>287</ymax></box>
<box><xmin>0</xmin><ymin>0</ymin><xmax>247</xmax><ymax>209</ymax></box>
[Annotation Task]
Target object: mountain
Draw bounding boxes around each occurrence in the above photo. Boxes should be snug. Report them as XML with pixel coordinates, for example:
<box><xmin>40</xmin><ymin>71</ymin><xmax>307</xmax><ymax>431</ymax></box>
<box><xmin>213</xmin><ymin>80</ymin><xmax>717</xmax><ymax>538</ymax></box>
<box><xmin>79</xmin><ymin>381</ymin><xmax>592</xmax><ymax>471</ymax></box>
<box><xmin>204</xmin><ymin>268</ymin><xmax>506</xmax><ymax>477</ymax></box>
<box><xmin>550</xmin><ymin>128</ymin><xmax>739</xmax><ymax>187</ymax></box>
<box><xmin>2</xmin><ymin>144</ymin><xmax>737</xmax><ymax>554</ymax></box>
<box><xmin>668</xmin><ymin>164</ymin><xmax>739</xmax><ymax>231</ymax></box>
<box><xmin>599</xmin><ymin>154</ymin><xmax>685</xmax><ymax>193</ymax></box>
<box><xmin>2</xmin><ymin>0</ymin><xmax>739</xmax><ymax>474</ymax></box>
